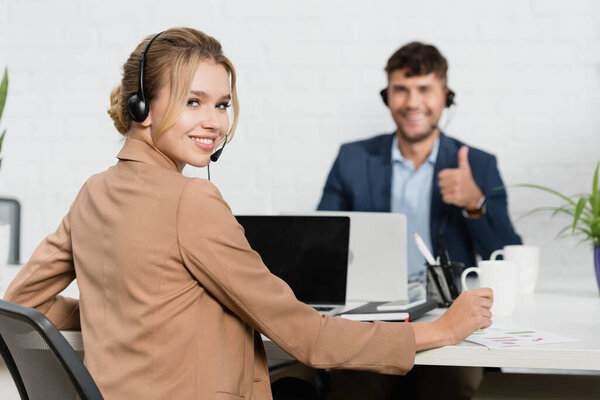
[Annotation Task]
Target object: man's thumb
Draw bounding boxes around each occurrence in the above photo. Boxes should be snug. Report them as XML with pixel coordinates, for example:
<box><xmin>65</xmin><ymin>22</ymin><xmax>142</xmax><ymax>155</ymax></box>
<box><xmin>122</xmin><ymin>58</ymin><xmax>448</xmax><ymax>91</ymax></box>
<box><xmin>458</xmin><ymin>146</ymin><xmax>470</xmax><ymax>170</ymax></box>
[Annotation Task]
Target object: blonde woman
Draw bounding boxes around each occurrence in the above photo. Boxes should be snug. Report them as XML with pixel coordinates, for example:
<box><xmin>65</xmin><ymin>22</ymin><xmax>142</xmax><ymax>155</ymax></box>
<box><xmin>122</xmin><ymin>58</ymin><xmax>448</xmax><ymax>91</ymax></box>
<box><xmin>4</xmin><ymin>27</ymin><xmax>493</xmax><ymax>399</ymax></box>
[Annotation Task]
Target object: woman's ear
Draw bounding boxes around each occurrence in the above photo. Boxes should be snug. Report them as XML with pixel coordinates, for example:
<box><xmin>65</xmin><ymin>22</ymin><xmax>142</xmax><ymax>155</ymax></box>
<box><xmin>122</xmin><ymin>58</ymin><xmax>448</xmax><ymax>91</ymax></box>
<box><xmin>140</xmin><ymin>112</ymin><xmax>152</xmax><ymax>127</ymax></box>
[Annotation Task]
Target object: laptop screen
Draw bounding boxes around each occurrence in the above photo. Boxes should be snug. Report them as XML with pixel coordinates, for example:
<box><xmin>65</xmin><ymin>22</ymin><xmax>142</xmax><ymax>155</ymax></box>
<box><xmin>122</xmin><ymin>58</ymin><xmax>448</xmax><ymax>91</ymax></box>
<box><xmin>235</xmin><ymin>215</ymin><xmax>350</xmax><ymax>305</ymax></box>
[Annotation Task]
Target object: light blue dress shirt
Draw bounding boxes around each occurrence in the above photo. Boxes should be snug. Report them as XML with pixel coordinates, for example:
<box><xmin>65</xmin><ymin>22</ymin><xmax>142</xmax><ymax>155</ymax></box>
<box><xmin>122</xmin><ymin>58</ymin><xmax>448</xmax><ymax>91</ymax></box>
<box><xmin>390</xmin><ymin>136</ymin><xmax>440</xmax><ymax>278</ymax></box>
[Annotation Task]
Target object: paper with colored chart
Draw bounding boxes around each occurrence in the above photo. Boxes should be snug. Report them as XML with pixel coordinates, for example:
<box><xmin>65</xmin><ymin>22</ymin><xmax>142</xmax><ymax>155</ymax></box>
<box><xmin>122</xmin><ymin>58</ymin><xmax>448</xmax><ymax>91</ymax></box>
<box><xmin>465</xmin><ymin>326</ymin><xmax>580</xmax><ymax>349</ymax></box>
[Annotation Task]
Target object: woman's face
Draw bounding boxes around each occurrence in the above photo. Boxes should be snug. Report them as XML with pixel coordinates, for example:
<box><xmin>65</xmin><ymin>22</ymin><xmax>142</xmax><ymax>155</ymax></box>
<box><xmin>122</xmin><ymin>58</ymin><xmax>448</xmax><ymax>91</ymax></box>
<box><xmin>151</xmin><ymin>61</ymin><xmax>231</xmax><ymax>171</ymax></box>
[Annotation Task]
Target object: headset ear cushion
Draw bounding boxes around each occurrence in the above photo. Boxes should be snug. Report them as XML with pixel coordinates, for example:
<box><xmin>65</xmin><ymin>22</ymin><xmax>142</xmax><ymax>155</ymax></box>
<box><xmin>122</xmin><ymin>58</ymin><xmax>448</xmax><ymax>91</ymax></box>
<box><xmin>446</xmin><ymin>90</ymin><xmax>455</xmax><ymax>108</ymax></box>
<box><xmin>380</xmin><ymin>88</ymin><xmax>389</xmax><ymax>107</ymax></box>
<box><xmin>126</xmin><ymin>94</ymin><xmax>148</xmax><ymax>123</ymax></box>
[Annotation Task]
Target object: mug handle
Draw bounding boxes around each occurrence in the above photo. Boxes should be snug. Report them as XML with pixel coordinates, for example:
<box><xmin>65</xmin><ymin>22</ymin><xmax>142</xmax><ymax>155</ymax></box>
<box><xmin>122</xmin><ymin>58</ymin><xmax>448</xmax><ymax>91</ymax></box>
<box><xmin>461</xmin><ymin>267</ymin><xmax>480</xmax><ymax>292</ymax></box>
<box><xmin>490</xmin><ymin>249</ymin><xmax>504</xmax><ymax>261</ymax></box>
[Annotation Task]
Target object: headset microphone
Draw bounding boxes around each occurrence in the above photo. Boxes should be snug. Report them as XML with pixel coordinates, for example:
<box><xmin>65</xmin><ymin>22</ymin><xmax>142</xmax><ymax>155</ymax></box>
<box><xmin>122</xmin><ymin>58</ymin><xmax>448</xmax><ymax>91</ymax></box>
<box><xmin>210</xmin><ymin>135</ymin><xmax>228</xmax><ymax>162</ymax></box>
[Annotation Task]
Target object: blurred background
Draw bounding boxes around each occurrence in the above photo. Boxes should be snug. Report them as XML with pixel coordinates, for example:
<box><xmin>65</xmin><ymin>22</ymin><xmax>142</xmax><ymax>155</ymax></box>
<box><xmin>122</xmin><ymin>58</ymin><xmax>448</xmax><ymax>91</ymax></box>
<box><xmin>0</xmin><ymin>0</ymin><xmax>599</xmax><ymax>267</ymax></box>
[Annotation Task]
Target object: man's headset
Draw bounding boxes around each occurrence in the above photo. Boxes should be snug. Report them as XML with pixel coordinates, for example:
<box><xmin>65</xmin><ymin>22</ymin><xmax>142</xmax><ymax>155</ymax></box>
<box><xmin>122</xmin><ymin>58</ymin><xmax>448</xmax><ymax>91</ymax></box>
<box><xmin>379</xmin><ymin>87</ymin><xmax>456</xmax><ymax>108</ymax></box>
<box><xmin>125</xmin><ymin>31</ymin><xmax>227</xmax><ymax>165</ymax></box>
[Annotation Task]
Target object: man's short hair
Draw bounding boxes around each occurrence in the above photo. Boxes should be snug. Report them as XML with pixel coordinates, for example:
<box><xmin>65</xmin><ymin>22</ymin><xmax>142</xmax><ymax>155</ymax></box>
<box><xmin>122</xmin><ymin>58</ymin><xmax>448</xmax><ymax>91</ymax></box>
<box><xmin>385</xmin><ymin>42</ymin><xmax>448</xmax><ymax>82</ymax></box>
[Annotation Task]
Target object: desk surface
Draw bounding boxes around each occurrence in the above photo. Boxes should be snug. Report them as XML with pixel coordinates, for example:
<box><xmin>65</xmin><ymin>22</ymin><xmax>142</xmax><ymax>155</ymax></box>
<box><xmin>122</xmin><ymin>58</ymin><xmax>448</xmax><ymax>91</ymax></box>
<box><xmin>264</xmin><ymin>265</ymin><xmax>600</xmax><ymax>371</ymax></box>
<box><xmin>2</xmin><ymin>263</ymin><xmax>599</xmax><ymax>371</ymax></box>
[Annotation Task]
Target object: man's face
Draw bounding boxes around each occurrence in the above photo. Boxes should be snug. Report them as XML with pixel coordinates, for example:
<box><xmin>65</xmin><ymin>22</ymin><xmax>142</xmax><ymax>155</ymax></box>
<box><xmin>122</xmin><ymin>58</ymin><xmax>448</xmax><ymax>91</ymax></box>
<box><xmin>386</xmin><ymin>69</ymin><xmax>448</xmax><ymax>143</ymax></box>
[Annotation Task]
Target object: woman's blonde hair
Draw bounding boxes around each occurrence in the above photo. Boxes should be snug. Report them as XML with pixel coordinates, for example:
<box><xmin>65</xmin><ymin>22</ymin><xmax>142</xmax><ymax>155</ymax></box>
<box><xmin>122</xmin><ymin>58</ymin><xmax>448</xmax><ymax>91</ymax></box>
<box><xmin>107</xmin><ymin>27</ymin><xmax>239</xmax><ymax>142</ymax></box>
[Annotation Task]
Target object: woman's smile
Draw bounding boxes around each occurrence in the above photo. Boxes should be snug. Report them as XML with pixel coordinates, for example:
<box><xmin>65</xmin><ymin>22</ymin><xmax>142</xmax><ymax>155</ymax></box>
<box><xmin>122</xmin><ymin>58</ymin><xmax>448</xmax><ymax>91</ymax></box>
<box><xmin>188</xmin><ymin>135</ymin><xmax>216</xmax><ymax>152</ymax></box>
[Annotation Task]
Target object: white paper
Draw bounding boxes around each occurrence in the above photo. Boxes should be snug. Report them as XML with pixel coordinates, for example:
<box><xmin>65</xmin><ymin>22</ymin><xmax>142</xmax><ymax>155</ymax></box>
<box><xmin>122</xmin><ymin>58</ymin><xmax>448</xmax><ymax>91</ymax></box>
<box><xmin>464</xmin><ymin>326</ymin><xmax>580</xmax><ymax>349</ymax></box>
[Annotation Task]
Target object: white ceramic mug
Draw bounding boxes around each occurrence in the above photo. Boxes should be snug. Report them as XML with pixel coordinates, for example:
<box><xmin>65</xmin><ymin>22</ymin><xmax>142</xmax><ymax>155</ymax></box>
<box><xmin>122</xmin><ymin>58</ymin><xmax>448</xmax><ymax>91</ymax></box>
<box><xmin>461</xmin><ymin>260</ymin><xmax>518</xmax><ymax>316</ymax></box>
<box><xmin>490</xmin><ymin>245</ymin><xmax>540</xmax><ymax>294</ymax></box>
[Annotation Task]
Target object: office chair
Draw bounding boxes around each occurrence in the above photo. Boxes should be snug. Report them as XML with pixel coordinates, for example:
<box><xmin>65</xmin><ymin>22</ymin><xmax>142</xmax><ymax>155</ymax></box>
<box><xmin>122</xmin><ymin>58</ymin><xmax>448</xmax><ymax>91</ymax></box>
<box><xmin>0</xmin><ymin>197</ymin><xmax>20</xmax><ymax>264</ymax></box>
<box><xmin>0</xmin><ymin>300</ymin><xmax>103</xmax><ymax>400</ymax></box>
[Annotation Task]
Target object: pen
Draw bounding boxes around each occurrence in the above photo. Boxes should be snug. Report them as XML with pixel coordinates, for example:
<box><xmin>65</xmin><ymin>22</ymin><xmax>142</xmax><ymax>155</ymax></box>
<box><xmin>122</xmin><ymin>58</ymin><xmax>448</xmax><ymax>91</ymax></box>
<box><xmin>413</xmin><ymin>232</ymin><xmax>437</xmax><ymax>266</ymax></box>
<box><xmin>438</xmin><ymin>233</ymin><xmax>451</xmax><ymax>265</ymax></box>
<box><xmin>437</xmin><ymin>233</ymin><xmax>459</xmax><ymax>299</ymax></box>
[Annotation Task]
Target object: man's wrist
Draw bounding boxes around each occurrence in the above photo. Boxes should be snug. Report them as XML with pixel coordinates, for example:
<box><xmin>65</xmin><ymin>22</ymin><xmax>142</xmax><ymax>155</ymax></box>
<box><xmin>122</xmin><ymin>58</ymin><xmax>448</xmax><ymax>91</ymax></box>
<box><xmin>466</xmin><ymin>192</ymin><xmax>485</xmax><ymax>212</ymax></box>
<box><xmin>463</xmin><ymin>195</ymin><xmax>486</xmax><ymax>218</ymax></box>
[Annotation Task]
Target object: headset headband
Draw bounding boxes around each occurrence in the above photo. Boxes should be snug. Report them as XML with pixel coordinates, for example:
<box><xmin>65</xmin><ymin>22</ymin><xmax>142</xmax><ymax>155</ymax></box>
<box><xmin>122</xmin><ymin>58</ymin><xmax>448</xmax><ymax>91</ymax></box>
<box><xmin>137</xmin><ymin>32</ymin><xmax>163</xmax><ymax>103</ymax></box>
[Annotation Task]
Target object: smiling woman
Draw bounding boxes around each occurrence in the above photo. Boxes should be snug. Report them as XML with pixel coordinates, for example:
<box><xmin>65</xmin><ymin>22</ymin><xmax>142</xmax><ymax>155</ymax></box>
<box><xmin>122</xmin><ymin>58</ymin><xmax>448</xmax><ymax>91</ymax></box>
<box><xmin>4</xmin><ymin>27</ymin><xmax>494</xmax><ymax>400</ymax></box>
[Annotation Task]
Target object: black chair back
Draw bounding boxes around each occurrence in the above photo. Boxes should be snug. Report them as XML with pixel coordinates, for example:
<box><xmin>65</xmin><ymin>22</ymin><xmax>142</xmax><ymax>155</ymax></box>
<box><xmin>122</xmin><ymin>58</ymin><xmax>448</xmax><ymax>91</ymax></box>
<box><xmin>0</xmin><ymin>300</ymin><xmax>103</xmax><ymax>400</ymax></box>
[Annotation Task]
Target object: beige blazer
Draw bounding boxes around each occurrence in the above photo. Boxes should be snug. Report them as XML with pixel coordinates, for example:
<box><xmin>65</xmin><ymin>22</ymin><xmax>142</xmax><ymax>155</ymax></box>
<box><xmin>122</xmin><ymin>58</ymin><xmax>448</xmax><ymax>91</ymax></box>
<box><xmin>5</xmin><ymin>138</ymin><xmax>415</xmax><ymax>400</ymax></box>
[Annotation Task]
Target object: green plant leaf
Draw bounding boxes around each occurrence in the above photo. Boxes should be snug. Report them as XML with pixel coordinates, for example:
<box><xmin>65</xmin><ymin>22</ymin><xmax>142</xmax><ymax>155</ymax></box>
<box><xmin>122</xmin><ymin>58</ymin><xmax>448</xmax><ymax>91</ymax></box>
<box><xmin>580</xmin><ymin>215</ymin><xmax>594</xmax><ymax>229</ymax></box>
<box><xmin>550</xmin><ymin>204</ymin><xmax>575</xmax><ymax>218</ymax></box>
<box><xmin>575</xmin><ymin>236</ymin><xmax>591</xmax><ymax>247</ymax></box>
<box><xmin>555</xmin><ymin>224</ymin><xmax>573</xmax><ymax>239</ymax></box>
<box><xmin>0</xmin><ymin>67</ymin><xmax>7</xmax><ymax>123</ymax></box>
<box><xmin>591</xmin><ymin>217</ymin><xmax>600</xmax><ymax>238</ymax></box>
<box><xmin>516</xmin><ymin>206</ymin><xmax>571</xmax><ymax>222</ymax></box>
<box><xmin>573</xmin><ymin>197</ymin><xmax>587</xmax><ymax>232</ymax></box>
<box><xmin>591</xmin><ymin>163</ymin><xmax>600</xmax><ymax>216</ymax></box>
<box><xmin>555</xmin><ymin>224</ymin><xmax>587</xmax><ymax>237</ymax></box>
<box><xmin>506</xmin><ymin>171</ymin><xmax>600</xmax><ymax>245</ymax></box>
<box><xmin>512</xmin><ymin>183</ymin><xmax>575</xmax><ymax>206</ymax></box>
<box><xmin>0</xmin><ymin>128</ymin><xmax>5</xmax><ymax>153</ymax></box>
<box><xmin>570</xmin><ymin>192</ymin><xmax>590</xmax><ymax>198</ymax></box>
<box><xmin>577</xmin><ymin>227</ymin><xmax>593</xmax><ymax>237</ymax></box>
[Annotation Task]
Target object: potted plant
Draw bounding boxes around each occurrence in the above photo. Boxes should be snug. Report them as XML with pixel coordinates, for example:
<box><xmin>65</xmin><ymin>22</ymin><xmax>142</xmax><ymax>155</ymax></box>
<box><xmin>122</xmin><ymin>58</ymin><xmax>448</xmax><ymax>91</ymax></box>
<box><xmin>0</xmin><ymin>67</ymin><xmax>7</xmax><ymax>164</ymax></box>
<box><xmin>516</xmin><ymin>163</ymin><xmax>600</xmax><ymax>294</ymax></box>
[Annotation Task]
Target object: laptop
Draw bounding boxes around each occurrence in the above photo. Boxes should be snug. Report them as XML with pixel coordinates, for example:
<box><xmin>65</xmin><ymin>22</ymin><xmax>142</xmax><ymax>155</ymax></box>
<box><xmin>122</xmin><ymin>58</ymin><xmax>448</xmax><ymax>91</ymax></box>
<box><xmin>235</xmin><ymin>215</ymin><xmax>350</xmax><ymax>315</ymax></box>
<box><xmin>289</xmin><ymin>212</ymin><xmax>410</xmax><ymax>302</ymax></box>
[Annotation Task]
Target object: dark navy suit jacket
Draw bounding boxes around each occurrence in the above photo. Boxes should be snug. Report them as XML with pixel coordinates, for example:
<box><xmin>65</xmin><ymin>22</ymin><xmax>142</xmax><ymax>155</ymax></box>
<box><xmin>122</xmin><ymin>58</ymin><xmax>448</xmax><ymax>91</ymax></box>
<box><xmin>317</xmin><ymin>132</ymin><xmax>522</xmax><ymax>267</ymax></box>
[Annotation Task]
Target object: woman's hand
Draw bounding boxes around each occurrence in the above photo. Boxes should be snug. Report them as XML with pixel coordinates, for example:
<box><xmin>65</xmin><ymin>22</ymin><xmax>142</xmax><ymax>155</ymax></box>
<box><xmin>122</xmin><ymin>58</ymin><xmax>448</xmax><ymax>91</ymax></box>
<box><xmin>437</xmin><ymin>288</ymin><xmax>493</xmax><ymax>345</ymax></box>
<box><xmin>412</xmin><ymin>288</ymin><xmax>493</xmax><ymax>351</ymax></box>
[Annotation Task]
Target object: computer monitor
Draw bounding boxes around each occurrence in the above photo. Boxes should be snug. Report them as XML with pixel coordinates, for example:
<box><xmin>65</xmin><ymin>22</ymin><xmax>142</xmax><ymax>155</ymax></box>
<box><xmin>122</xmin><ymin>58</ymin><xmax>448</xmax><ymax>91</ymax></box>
<box><xmin>235</xmin><ymin>215</ymin><xmax>350</xmax><ymax>306</ymax></box>
<box><xmin>286</xmin><ymin>212</ymin><xmax>411</xmax><ymax>302</ymax></box>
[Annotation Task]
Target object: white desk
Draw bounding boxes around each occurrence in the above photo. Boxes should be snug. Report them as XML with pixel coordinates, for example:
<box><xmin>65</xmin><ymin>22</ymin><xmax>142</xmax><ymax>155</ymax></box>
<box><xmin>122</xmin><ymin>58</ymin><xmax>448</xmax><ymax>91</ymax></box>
<box><xmin>265</xmin><ymin>265</ymin><xmax>600</xmax><ymax>371</ymax></box>
<box><xmin>2</xmin><ymin>264</ymin><xmax>600</xmax><ymax>371</ymax></box>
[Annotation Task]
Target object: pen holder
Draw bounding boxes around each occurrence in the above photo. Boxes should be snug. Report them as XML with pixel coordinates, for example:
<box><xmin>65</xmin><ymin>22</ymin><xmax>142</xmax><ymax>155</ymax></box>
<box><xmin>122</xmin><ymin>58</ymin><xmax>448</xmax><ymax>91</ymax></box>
<box><xmin>426</xmin><ymin>262</ymin><xmax>464</xmax><ymax>307</ymax></box>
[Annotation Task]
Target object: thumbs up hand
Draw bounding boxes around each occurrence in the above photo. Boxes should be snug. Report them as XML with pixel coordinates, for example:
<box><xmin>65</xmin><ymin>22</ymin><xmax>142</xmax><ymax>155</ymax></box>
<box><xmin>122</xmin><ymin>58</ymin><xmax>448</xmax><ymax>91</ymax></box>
<box><xmin>438</xmin><ymin>146</ymin><xmax>484</xmax><ymax>212</ymax></box>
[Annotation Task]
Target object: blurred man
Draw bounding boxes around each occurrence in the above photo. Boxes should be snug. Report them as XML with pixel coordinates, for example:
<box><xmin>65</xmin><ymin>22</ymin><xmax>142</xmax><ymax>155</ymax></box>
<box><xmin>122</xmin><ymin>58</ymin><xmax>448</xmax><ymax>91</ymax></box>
<box><xmin>318</xmin><ymin>41</ymin><xmax>521</xmax><ymax>278</ymax></box>
<box><xmin>318</xmin><ymin>42</ymin><xmax>522</xmax><ymax>400</ymax></box>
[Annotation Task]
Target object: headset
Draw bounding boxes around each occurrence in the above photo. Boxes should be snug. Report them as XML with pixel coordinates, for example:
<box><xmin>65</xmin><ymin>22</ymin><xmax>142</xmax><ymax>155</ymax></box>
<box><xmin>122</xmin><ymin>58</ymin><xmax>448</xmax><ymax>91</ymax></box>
<box><xmin>379</xmin><ymin>87</ymin><xmax>456</xmax><ymax>108</ymax></box>
<box><xmin>126</xmin><ymin>32</ymin><xmax>164</xmax><ymax>123</ymax></box>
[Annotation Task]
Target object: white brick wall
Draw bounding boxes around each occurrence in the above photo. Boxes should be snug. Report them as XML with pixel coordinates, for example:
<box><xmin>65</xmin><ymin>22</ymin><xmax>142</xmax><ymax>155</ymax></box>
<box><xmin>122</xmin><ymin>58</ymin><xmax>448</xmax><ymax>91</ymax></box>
<box><xmin>0</xmin><ymin>0</ymin><xmax>599</xmax><ymax>268</ymax></box>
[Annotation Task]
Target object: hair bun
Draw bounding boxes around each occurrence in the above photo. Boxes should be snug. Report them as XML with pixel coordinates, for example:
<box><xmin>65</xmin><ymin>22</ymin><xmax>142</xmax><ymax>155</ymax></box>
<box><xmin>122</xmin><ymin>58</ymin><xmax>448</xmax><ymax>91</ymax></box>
<box><xmin>107</xmin><ymin>85</ymin><xmax>129</xmax><ymax>135</ymax></box>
